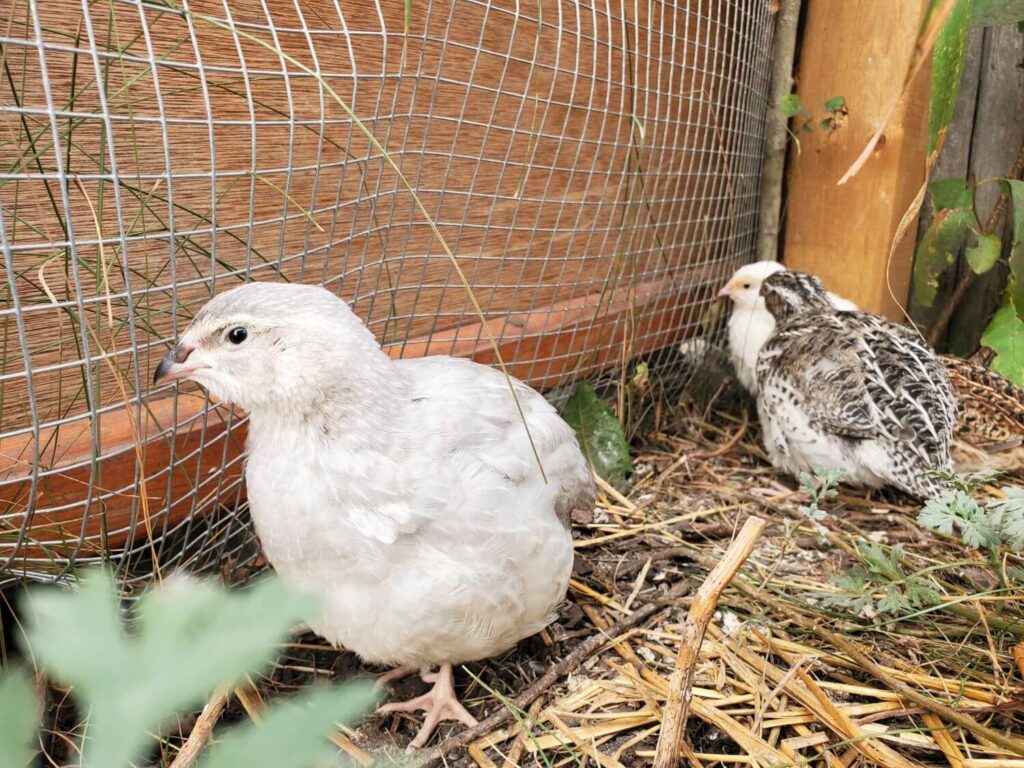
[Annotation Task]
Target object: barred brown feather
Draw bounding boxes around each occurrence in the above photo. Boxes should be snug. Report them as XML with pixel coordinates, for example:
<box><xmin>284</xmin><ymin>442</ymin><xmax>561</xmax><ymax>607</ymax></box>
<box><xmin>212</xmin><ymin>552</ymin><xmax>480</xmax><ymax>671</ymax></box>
<box><xmin>755</xmin><ymin>271</ymin><xmax>956</xmax><ymax>500</ymax></box>
<box><xmin>942</xmin><ymin>355</ymin><xmax>1024</xmax><ymax>474</ymax></box>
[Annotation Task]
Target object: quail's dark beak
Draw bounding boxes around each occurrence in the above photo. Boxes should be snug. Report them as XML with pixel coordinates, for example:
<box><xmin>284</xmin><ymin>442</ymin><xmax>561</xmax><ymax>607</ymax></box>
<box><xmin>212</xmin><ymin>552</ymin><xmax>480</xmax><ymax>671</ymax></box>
<box><xmin>153</xmin><ymin>343</ymin><xmax>199</xmax><ymax>386</ymax></box>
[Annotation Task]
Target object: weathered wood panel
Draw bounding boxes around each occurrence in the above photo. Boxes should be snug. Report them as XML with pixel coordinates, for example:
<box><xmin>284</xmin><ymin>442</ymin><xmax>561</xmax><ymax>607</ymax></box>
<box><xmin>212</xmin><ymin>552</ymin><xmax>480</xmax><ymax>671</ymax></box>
<box><xmin>782</xmin><ymin>0</ymin><xmax>931</xmax><ymax>319</ymax></box>
<box><xmin>945</xmin><ymin>25</ymin><xmax>1024</xmax><ymax>355</ymax></box>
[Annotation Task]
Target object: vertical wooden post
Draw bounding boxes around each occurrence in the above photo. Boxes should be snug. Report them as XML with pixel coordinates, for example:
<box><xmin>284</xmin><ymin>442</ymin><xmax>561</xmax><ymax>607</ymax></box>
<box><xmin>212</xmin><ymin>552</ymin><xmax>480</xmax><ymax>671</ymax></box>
<box><xmin>783</xmin><ymin>0</ymin><xmax>932</xmax><ymax>320</ymax></box>
<box><xmin>756</xmin><ymin>0</ymin><xmax>803</xmax><ymax>264</ymax></box>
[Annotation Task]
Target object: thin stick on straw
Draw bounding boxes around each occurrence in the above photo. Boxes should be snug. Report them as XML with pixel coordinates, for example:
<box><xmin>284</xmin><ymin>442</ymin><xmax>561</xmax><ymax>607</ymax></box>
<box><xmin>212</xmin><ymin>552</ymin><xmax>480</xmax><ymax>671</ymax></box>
<box><xmin>169</xmin><ymin>688</ymin><xmax>230</xmax><ymax>768</ymax></box>
<box><xmin>417</xmin><ymin>577</ymin><xmax>694</xmax><ymax>764</ymax></box>
<box><xmin>653</xmin><ymin>516</ymin><xmax>767</xmax><ymax>768</ymax></box>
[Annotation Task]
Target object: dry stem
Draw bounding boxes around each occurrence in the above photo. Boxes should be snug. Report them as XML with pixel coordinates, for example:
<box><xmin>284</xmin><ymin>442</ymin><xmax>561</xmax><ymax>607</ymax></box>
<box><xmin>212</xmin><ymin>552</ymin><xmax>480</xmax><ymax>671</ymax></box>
<box><xmin>168</xmin><ymin>688</ymin><xmax>229</xmax><ymax>768</ymax></box>
<box><xmin>652</xmin><ymin>515</ymin><xmax>767</xmax><ymax>768</ymax></box>
<box><xmin>418</xmin><ymin>578</ymin><xmax>694</xmax><ymax>764</ymax></box>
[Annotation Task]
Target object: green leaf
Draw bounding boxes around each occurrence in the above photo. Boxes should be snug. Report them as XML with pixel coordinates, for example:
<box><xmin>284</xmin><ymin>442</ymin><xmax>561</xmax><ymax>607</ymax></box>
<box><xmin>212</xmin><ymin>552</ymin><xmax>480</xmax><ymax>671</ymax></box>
<box><xmin>779</xmin><ymin>93</ymin><xmax>802</xmax><ymax>117</ymax></box>
<box><xmin>823</xmin><ymin>95</ymin><xmax>846</xmax><ymax>112</ymax></box>
<box><xmin>561</xmin><ymin>381</ymin><xmax>633</xmax><ymax>487</ymax></box>
<box><xmin>0</xmin><ymin>671</ymin><xmax>38</xmax><ymax>768</ymax></box>
<box><xmin>989</xmin><ymin>488</ymin><xmax>1024</xmax><ymax>552</ymax></box>
<box><xmin>929</xmin><ymin>0</ymin><xmax>973</xmax><ymax>155</ymax></box>
<box><xmin>930</xmin><ymin>178</ymin><xmax>974</xmax><ymax>210</ymax></box>
<box><xmin>981</xmin><ymin>289</ymin><xmax>1024</xmax><ymax>386</ymax></box>
<box><xmin>199</xmin><ymin>683</ymin><xmax>375</xmax><ymax>768</ymax></box>
<box><xmin>971</xmin><ymin>0</ymin><xmax>1024</xmax><ymax>24</ymax></box>
<box><xmin>999</xmin><ymin>179</ymin><xmax>1024</xmax><ymax>319</ymax></box>
<box><xmin>27</xmin><ymin>571</ymin><xmax>317</xmax><ymax>768</ymax></box>
<box><xmin>965</xmin><ymin>232</ymin><xmax>1001</xmax><ymax>274</ymax></box>
<box><xmin>877</xmin><ymin>585</ymin><xmax>910</xmax><ymax>615</ymax></box>
<box><xmin>913</xmin><ymin>207</ymin><xmax>976</xmax><ymax>306</ymax></box>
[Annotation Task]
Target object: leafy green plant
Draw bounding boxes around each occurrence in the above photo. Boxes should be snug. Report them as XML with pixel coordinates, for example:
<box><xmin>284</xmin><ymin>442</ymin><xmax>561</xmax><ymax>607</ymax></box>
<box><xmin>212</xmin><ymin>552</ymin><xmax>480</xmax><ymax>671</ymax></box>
<box><xmin>822</xmin><ymin>542</ymin><xmax>940</xmax><ymax>616</ymax></box>
<box><xmin>912</xmin><ymin>0</ymin><xmax>1024</xmax><ymax>382</ymax></box>
<box><xmin>779</xmin><ymin>94</ymin><xmax>848</xmax><ymax>139</ymax></box>
<box><xmin>561</xmin><ymin>381</ymin><xmax>633</xmax><ymax>487</ymax></box>
<box><xmin>0</xmin><ymin>570</ymin><xmax>374</xmax><ymax>768</ymax></box>
<box><xmin>797</xmin><ymin>467</ymin><xmax>843</xmax><ymax>522</ymax></box>
<box><xmin>917</xmin><ymin>472</ymin><xmax>1024</xmax><ymax>557</ymax></box>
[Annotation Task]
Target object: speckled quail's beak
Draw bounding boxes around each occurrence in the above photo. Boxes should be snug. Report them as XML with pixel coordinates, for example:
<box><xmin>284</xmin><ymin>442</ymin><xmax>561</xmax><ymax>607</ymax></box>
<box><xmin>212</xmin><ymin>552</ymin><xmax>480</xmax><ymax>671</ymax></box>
<box><xmin>153</xmin><ymin>343</ymin><xmax>200</xmax><ymax>386</ymax></box>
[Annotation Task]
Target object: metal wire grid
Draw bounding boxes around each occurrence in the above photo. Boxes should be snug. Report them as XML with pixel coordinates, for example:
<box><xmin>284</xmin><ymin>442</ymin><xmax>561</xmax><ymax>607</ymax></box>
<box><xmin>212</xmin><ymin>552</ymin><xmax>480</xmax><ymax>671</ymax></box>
<box><xmin>0</xmin><ymin>0</ymin><xmax>774</xmax><ymax>586</ymax></box>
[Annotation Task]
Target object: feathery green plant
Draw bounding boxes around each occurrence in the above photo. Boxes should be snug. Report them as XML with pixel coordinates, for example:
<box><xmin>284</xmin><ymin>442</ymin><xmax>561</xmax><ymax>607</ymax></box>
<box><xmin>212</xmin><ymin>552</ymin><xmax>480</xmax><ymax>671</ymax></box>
<box><xmin>0</xmin><ymin>570</ymin><xmax>374</xmax><ymax>768</ymax></box>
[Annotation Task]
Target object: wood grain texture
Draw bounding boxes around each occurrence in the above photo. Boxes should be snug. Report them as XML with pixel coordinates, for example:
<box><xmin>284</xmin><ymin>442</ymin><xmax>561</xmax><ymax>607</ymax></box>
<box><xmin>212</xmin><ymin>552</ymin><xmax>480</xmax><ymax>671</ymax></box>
<box><xmin>782</xmin><ymin>0</ymin><xmax>932</xmax><ymax>319</ymax></box>
<box><xmin>910</xmin><ymin>24</ymin><xmax>1024</xmax><ymax>351</ymax></box>
<box><xmin>947</xmin><ymin>24</ymin><xmax>1024</xmax><ymax>354</ymax></box>
<box><xmin>909</xmin><ymin>26</ymin><xmax>985</xmax><ymax>335</ymax></box>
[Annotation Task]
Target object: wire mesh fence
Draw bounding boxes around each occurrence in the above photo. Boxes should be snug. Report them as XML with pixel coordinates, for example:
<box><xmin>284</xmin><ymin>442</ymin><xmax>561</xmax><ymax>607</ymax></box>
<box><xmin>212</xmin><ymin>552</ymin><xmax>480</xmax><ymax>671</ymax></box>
<box><xmin>0</xmin><ymin>0</ymin><xmax>774</xmax><ymax>587</ymax></box>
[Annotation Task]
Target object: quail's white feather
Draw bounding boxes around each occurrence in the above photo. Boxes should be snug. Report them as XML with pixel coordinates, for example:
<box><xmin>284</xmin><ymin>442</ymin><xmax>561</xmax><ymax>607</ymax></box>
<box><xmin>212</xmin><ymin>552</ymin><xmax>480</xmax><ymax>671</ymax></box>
<box><xmin>153</xmin><ymin>282</ymin><xmax>594</xmax><ymax>748</ymax></box>
<box><xmin>754</xmin><ymin>271</ymin><xmax>956</xmax><ymax>499</ymax></box>
<box><xmin>716</xmin><ymin>261</ymin><xmax>858</xmax><ymax>392</ymax></box>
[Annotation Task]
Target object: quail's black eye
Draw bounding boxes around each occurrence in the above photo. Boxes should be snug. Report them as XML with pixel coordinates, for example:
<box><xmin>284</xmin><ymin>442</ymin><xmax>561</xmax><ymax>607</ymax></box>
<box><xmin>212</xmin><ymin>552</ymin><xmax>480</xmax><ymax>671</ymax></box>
<box><xmin>227</xmin><ymin>326</ymin><xmax>248</xmax><ymax>345</ymax></box>
<box><xmin>742</xmin><ymin>282</ymin><xmax>751</xmax><ymax>289</ymax></box>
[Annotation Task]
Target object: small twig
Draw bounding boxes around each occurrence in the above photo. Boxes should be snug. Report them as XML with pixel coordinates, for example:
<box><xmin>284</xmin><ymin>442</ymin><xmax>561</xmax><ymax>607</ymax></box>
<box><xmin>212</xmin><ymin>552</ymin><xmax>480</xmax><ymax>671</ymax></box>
<box><xmin>689</xmin><ymin>414</ymin><xmax>749</xmax><ymax>462</ymax></box>
<box><xmin>756</xmin><ymin>0</ymin><xmax>802</xmax><ymax>262</ymax></box>
<box><xmin>653</xmin><ymin>516</ymin><xmax>767</xmax><ymax>768</ymax></box>
<box><xmin>168</xmin><ymin>688</ymin><xmax>230</xmax><ymax>768</ymax></box>
<box><xmin>415</xmin><ymin>578</ymin><xmax>693</xmax><ymax>765</ymax></box>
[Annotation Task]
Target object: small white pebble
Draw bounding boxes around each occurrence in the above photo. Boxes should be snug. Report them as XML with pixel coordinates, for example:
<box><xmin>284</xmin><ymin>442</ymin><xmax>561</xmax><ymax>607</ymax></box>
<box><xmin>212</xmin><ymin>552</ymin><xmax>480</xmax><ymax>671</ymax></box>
<box><xmin>868</xmin><ymin>531</ymin><xmax>888</xmax><ymax>543</ymax></box>
<box><xmin>719</xmin><ymin>610</ymin><xmax>744</xmax><ymax>637</ymax></box>
<box><xmin>565</xmin><ymin>672</ymin><xmax>589</xmax><ymax>692</ymax></box>
<box><xmin>637</xmin><ymin>646</ymin><xmax>658</xmax><ymax>663</ymax></box>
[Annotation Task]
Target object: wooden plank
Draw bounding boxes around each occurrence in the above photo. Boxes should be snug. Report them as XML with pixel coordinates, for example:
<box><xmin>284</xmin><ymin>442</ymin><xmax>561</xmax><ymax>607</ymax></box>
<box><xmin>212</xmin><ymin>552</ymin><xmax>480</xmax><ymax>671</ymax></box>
<box><xmin>782</xmin><ymin>0</ymin><xmax>932</xmax><ymax>319</ymax></box>
<box><xmin>909</xmin><ymin>26</ymin><xmax>985</xmax><ymax>336</ymax></box>
<box><xmin>947</xmin><ymin>24</ymin><xmax>1024</xmax><ymax>355</ymax></box>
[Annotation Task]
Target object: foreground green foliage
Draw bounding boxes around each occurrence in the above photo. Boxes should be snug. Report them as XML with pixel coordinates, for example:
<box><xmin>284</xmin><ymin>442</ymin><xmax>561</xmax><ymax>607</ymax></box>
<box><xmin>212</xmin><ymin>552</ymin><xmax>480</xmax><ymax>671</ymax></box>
<box><xmin>0</xmin><ymin>571</ymin><xmax>374</xmax><ymax>768</ymax></box>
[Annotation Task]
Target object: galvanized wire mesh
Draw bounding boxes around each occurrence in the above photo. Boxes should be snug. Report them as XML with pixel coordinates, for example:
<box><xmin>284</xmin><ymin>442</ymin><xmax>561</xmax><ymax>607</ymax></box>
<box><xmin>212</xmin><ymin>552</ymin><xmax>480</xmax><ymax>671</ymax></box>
<box><xmin>0</xmin><ymin>0</ymin><xmax>773</xmax><ymax>586</ymax></box>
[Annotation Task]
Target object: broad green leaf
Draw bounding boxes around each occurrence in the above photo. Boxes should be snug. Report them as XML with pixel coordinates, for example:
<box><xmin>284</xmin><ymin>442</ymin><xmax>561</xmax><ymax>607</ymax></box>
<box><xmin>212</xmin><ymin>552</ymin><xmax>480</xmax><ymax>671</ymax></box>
<box><xmin>965</xmin><ymin>232</ymin><xmax>1001</xmax><ymax>274</ymax></box>
<box><xmin>0</xmin><ymin>671</ymin><xmax>38</xmax><ymax>768</ymax></box>
<box><xmin>27</xmin><ymin>571</ymin><xmax>317</xmax><ymax>768</ymax></box>
<box><xmin>913</xmin><ymin>206</ymin><xmax>976</xmax><ymax>306</ymax></box>
<box><xmin>27</xmin><ymin>572</ymin><xmax>129</xmax><ymax>693</ymax></box>
<box><xmin>779</xmin><ymin>93</ymin><xmax>802</xmax><ymax>118</ymax></box>
<box><xmin>999</xmin><ymin>179</ymin><xmax>1024</xmax><ymax>319</ymax></box>
<box><xmin>929</xmin><ymin>0</ymin><xmax>973</xmax><ymax>155</ymax></box>
<box><xmin>561</xmin><ymin>381</ymin><xmax>633</xmax><ymax>487</ymax></box>
<box><xmin>199</xmin><ymin>683</ymin><xmax>375</xmax><ymax>768</ymax></box>
<box><xmin>971</xmin><ymin>0</ymin><xmax>1024</xmax><ymax>24</ymax></box>
<box><xmin>981</xmin><ymin>290</ymin><xmax>1024</xmax><ymax>386</ymax></box>
<box><xmin>929</xmin><ymin>177</ymin><xmax>973</xmax><ymax>210</ymax></box>
<box><xmin>823</xmin><ymin>95</ymin><xmax>846</xmax><ymax>112</ymax></box>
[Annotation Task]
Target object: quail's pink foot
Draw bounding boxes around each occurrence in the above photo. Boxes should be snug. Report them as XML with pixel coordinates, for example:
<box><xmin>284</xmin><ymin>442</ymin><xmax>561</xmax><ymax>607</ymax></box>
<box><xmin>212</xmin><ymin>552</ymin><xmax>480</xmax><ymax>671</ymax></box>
<box><xmin>376</xmin><ymin>662</ymin><xmax>479</xmax><ymax>750</ymax></box>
